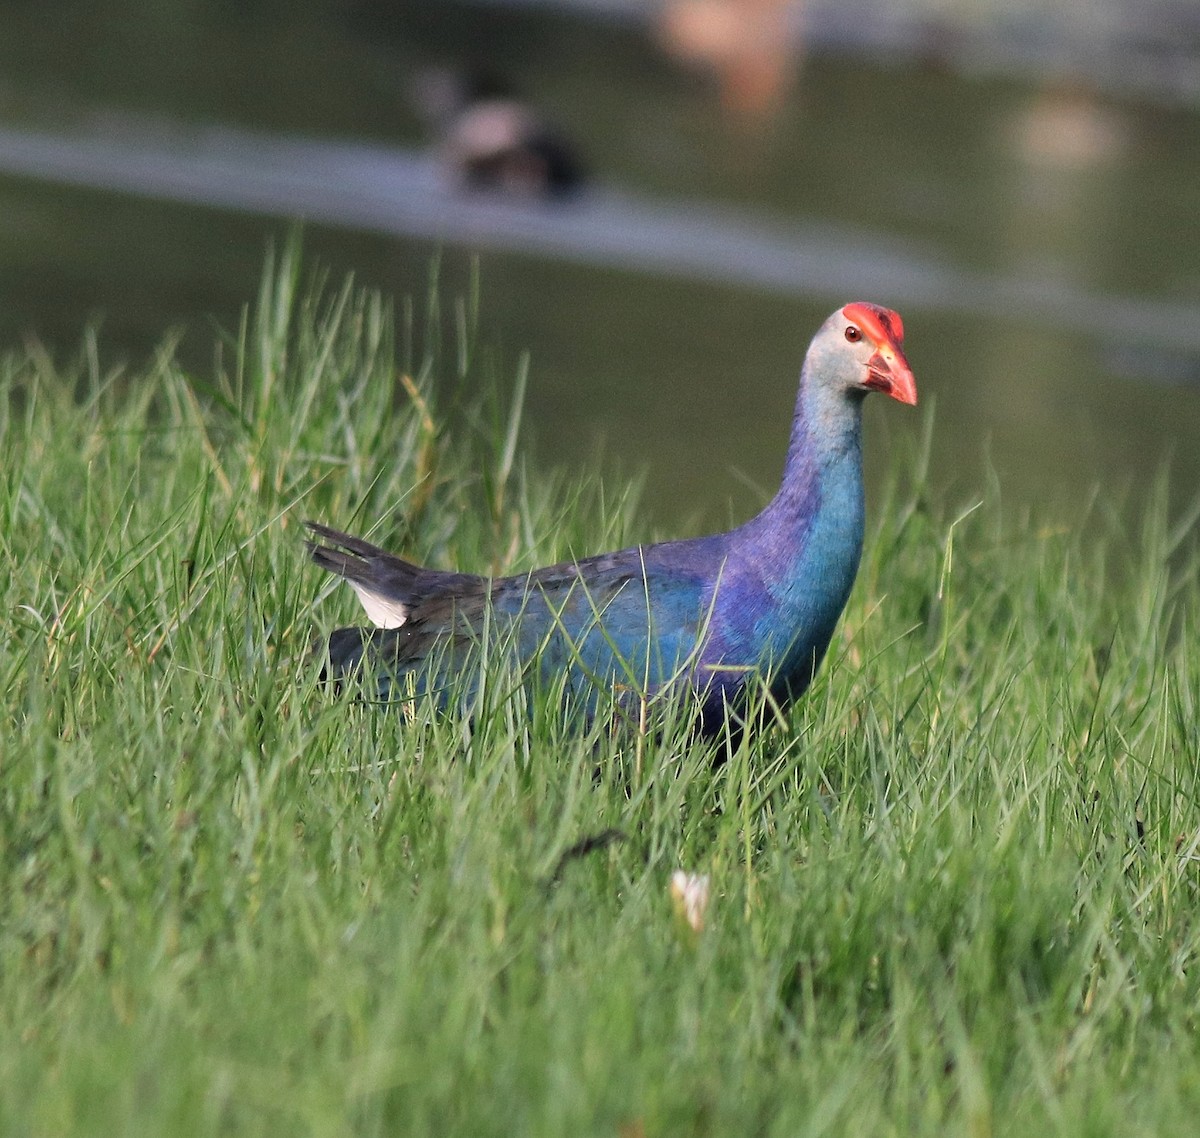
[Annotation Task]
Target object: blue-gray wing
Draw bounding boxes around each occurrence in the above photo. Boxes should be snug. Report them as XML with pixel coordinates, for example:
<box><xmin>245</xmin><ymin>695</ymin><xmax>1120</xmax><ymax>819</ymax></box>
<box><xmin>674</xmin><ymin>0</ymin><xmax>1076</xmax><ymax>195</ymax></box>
<box><xmin>308</xmin><ymin>524</ymin><xmax>727</xmax><ymax>703</ymax></box>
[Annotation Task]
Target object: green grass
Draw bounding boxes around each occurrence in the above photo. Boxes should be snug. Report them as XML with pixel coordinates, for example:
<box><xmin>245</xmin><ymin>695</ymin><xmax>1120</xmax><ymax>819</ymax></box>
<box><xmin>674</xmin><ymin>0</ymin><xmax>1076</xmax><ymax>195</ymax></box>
<box><xmin>4</xmin><ymin>242</ymin><xmax>1200</xmax><ymax>1137</ymax></box>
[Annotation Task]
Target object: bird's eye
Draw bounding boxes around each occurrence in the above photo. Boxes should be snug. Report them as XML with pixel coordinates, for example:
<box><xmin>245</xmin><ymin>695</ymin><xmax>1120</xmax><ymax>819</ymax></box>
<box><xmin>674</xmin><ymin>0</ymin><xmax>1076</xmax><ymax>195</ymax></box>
<box><xmin>845</xmin><ymin>325</ymin><xmax>862</xmax><ymax>343</ymax></box>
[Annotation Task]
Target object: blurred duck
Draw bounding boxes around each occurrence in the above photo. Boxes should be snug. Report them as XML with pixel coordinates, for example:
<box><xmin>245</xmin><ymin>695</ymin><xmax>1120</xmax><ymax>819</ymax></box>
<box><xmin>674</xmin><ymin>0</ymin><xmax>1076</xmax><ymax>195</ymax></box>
<box><xmin>413</xmin><ymin>67</ymin><xmax>585</xmax><ymax>198</ymax></box>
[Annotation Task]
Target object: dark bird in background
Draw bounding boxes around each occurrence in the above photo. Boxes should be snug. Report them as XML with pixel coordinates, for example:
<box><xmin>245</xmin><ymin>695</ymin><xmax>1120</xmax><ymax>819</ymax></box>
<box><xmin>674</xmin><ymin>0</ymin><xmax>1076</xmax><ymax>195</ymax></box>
<box><xmin>307</xmin><ymin>302</ymin><xmax>916</xmax><ymax>738</ymax></box>
<box><xmin>413</xmin><ymin>67</ymin><xmax>585</xmax><ymax>198</ymax></box>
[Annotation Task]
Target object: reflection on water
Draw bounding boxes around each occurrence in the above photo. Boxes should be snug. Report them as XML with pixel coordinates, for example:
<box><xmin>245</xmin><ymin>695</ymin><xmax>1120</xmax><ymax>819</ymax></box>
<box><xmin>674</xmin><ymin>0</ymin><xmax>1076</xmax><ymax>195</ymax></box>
<box><xmin>657</xmin><ymin>0</ymin><xmax>801</xmax><ymax>119</ymax></box>
<box><xmin>470</xmin><ymin>0</ymin><xmax>1200</xmax><ymax>108</ymax></box>
<box><xmin>0</xmin><ymin>0</ymin><xmax>1198</xmax><ymax>526</ymax></box>
<box><xmin>0</xmin><ymin>117</ymin><xmax>1195</xmax><ymax>356</ymax></box>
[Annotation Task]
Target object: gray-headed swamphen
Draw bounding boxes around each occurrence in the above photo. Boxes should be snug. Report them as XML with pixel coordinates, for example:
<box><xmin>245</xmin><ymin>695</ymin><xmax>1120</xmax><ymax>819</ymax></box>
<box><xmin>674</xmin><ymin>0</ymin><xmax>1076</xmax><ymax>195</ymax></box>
<box><xmin>307</xmin><ymin>302</ymin><xmax>917</xmax><ymax>738</ymax></box>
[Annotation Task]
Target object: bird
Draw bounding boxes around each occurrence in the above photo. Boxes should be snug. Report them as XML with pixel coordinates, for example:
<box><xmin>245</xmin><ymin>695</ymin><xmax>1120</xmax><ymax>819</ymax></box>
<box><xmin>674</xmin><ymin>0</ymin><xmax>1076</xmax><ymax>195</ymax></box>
<box><xmin>306</xmin><ymin>302</ymin><xmax>916</xmax><ymax>740</ymax></box>
<box><xmin>412</xmin><ymin>68</ymin><xmax>585</xmax><ymax>199</ymax></box>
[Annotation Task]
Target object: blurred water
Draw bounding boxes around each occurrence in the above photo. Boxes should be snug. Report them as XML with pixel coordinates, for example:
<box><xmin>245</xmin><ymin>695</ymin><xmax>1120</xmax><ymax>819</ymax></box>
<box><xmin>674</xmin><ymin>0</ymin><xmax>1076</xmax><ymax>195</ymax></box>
<box><xmin>0</xmin><ymin>0</ymin><xmax>1198</xmax><ymax>527</ymax></box>
<box><xmin>1</xmin><ymin>119</ymin><xmax>1197</xmax><ymax>354</ymax></box>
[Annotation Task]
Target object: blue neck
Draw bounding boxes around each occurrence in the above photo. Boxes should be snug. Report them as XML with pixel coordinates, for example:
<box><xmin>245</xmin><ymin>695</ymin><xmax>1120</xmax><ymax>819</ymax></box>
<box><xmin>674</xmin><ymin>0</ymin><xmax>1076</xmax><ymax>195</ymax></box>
<box><xmin>744</xmin><ymin>372</ymin><xmax>866</xmax><ymax>571</ymax></box>
<box><xmin>722</xmin><ymin>369</ymin><xmax>867</xmax><ymax>680</ymax></box>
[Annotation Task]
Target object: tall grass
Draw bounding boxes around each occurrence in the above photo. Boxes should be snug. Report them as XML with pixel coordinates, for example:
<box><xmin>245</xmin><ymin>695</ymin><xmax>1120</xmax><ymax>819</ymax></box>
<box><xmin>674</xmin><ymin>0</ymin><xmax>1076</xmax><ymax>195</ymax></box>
<box><xmin>2</xmin><ymin>242</ymin><xmax>1199</xmax><ymax>1136</ymax></box>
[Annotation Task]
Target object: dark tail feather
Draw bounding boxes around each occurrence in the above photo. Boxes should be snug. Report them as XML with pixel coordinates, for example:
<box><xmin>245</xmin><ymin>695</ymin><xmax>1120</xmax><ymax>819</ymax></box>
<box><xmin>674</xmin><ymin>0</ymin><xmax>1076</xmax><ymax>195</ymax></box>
<box><xmin>305</xmin><ymin>521</ymin><xmax>391</xmax><ymax>561</ymax></box>
<box><xmin>304</xmin><ymin>522</ymin><xmax>385</xmax><ymax>588</ymax></box>
<box><xmin>306</xmin><ymin>541</ymin><xmax>366</xmax><ymax>582</ymax></box>
<box><xmin>305</xmin><ymin>518</ymin><xmax>458</xmax><ymax>597</ymax></box>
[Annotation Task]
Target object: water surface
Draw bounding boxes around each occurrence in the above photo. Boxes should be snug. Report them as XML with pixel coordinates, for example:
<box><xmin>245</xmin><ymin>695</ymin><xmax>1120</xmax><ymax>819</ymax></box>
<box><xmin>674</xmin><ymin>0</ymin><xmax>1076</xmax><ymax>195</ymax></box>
<box><xmin>0</xmin><ymin>1</ymin><xmax>1198</xmax><ymax>529</ymax></box>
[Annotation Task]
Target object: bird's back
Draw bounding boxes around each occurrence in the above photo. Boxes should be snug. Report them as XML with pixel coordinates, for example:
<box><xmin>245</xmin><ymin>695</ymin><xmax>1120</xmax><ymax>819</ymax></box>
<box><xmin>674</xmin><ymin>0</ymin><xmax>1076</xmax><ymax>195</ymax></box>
<box><xmin>308</xmin><ymin>523</ymin><xmax>728</xmax><ymax>719</ymax></box>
